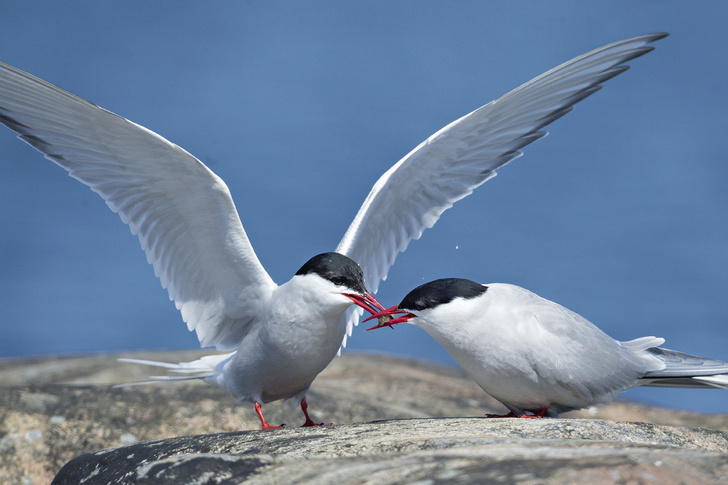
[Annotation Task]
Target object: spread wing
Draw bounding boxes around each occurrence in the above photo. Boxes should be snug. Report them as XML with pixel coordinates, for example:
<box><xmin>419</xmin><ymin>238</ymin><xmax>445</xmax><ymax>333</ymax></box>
<box><xmin>0</xmin><ymin>61</ymin><xmax>276</xmax><ymax>351</ymax></box>
<box><xmin>336</xmin><ymin>33</ymin><xmax>667</xmax><ymax>344</ymax></box>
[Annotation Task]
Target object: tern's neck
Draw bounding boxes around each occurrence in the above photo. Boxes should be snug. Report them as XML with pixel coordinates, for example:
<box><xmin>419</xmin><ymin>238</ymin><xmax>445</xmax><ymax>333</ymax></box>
<box><xmin>261</xmin><ymin>275</ymin><xmax>350</xmax><ymax>360</ymax></box>
<box><xmin>273</xmin><ymin>274</ymin><xmax>350</xmax><ymax>326</ymax></box>
<box><xmin>412</xmin><ymin>299</ymin><xmax>484</xmax><ymax>349</ymax></box>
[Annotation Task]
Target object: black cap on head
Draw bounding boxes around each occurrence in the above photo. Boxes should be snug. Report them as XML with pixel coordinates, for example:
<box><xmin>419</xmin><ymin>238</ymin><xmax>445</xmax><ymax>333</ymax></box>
<box><xmin>399</xmin><ymin>278</ymin><xmax>487</xmax><ymax>311</ymax></box>
<box><xmin>296</xmin><ymin>252</ymin><xmax>367</xmax><ymax>295</ymax></box>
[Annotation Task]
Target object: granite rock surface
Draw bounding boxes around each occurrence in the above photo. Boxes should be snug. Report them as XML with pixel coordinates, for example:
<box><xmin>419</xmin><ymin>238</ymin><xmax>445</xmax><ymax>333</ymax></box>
<box><xmin>1</xmin><ymin>351</ymin><xmax>727</xmax><ymax>484</ymax></box>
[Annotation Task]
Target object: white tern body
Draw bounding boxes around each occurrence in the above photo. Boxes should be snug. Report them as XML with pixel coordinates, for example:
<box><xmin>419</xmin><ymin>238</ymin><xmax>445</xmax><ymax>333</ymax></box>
<box><xmin>0</xmin><ymin>34</ymin><xmax>667</xmax><ymax>427</ymax></box>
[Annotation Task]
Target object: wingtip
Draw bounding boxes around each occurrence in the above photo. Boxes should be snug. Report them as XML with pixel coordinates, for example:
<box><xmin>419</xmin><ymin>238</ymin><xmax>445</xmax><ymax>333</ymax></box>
<box><xmin>633</xmin><ymin>32</ymin><xmax>669</xmax><ymax>44</ymax></box>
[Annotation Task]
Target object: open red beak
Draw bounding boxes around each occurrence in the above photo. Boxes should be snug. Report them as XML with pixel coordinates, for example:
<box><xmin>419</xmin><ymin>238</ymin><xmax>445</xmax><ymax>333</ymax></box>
<box><xmin>343</xmin><ymin>291</ymin><xmax>386</xmax><ymax>316</ymax></box>
<box><xmin>363</xmin><ymin>305</ymin><xmax>416</xmax><ymax>330</ymax></box>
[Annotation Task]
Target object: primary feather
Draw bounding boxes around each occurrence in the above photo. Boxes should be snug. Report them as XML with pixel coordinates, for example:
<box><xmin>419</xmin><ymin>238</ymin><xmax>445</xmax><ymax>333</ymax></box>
<box><xmin>0</xmin><ymin>63</ymin><xmax>276</xmax><ymax>351</ymax></box>
<box><xmin>337</xmin><ymin>33</ymin><xmax>668</xmax><ymax>344</ymax></box>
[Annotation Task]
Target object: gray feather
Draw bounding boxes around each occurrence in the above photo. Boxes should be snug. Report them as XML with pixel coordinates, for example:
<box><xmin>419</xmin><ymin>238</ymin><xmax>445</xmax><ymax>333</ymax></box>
<box><xmin>638</xmin><ymin>347</ymin><xmax>728</xmax><ymax>390</ymax></box>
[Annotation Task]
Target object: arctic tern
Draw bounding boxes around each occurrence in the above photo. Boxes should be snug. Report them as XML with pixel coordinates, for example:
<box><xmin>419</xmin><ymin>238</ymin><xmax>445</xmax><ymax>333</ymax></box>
<box><xmin>366</xmin><ymin>279</ymin><xmax>728</xmax><ymax>417</ymax></box>
<box><xmin>0</xmin><ymin>33</ymin><xmax>666</xmax><ymax>428</ymax></box>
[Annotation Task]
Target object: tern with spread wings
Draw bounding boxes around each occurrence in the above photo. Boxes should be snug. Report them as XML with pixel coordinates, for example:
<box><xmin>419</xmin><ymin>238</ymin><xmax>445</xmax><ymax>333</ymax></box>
<box><xmin>0</xmin><ymin>33</ymin><xmax>666</xmax><ymax>428</ymax></box>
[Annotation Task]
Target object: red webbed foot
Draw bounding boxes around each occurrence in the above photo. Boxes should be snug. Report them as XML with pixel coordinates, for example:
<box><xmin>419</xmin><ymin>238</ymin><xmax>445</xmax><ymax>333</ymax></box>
<box><xmin>254</xmin><ymin>401</ymin><xmax>286</xmax><ymax>430</ymax></box>
<box><xmin>300</xmin><ymin>397</ymin><xmax>331</xmax><ymax>427</ymax></box>
<box><xmin>301</xmin><ymin>419</ymin><xmax>331</xmax><ymax>427</ymax></box>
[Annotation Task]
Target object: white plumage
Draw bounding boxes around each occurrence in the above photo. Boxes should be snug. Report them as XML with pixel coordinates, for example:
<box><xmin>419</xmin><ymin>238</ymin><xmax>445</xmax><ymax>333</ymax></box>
<box><xmin>367</xmin><ymin>279</ymin><xmax>728</xmax><ymax>417</ymax></box>
<box><xmin>0</xmin><ymin>33</ymin><xmax>666</xmax><ymax>428</ymax></box>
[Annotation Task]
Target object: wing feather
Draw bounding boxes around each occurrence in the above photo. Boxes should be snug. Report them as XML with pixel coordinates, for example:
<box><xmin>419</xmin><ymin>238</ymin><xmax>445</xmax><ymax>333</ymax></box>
<box><xmin>336</xmin><ymin>33</ymin><xmax>667</xmax><ymax>343</ymax></box>
<box><xmin>0</xmin><ymin>61</ymin><xmax>276</xmax><ymax>350</ymax></box>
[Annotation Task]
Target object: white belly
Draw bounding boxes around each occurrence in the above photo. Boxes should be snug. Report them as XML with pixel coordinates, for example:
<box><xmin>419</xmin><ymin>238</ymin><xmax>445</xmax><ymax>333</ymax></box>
<box><xmin>223</xmin><ymin>315</ymin><xmax>346</xmax><ymax>403</ymax></box>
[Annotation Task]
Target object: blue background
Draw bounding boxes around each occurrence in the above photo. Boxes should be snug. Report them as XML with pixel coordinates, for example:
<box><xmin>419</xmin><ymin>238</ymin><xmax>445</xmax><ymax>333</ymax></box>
<box><xmin>1</xmin><ymin>2</ymin><xmax>726</xmax><ymax>413</ymax></box>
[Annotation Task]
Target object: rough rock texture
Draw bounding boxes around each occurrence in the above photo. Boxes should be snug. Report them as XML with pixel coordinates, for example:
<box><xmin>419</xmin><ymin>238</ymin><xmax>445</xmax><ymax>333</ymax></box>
<box><xmin>53</xmin><ymin>419</ymin><xmax>728</xmax><ymax>485</ymax></box>
<box><xmin>2</xmin><ymin>350</ymin><xmax>728</xmax><ymax>484</ymax></box>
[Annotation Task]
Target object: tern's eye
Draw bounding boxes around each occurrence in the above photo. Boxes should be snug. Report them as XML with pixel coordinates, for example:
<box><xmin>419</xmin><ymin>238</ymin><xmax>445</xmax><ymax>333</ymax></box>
<box><xmin>331</xmin><ymin>277</ymin><xmax>346</xmax><ymax>286</ymax></box>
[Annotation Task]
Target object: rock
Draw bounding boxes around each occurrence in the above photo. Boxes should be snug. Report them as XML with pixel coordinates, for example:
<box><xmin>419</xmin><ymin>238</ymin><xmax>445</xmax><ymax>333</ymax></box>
<box><xmin>2</xmin><ymin>350</ymin><xmax>728</xmax><ymax>484</ymax></box>
<box><xmin>52</xmin><ymin>419</ymin><xmax>728</xmax><ymax>484</ymax></box>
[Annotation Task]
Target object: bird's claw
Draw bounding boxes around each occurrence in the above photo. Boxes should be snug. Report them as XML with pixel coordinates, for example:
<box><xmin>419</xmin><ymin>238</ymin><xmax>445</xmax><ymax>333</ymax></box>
<box><xmin>302</xmin><ymin>421</ymin><xmax>331</xmax><ymax>427</ymax></box>
<box><xmin>261</xmin><ymin>423</ymin><xmax>286</xmax><ymax>430</ymax></box>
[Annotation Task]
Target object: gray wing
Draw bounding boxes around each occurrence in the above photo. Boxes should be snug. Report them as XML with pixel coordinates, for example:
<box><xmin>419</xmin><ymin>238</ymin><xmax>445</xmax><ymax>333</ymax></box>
<box><xmin>517</xmin><ymin>292</ymin><xmax>665</xmax><ymax>403</ymax></box>
<box><xmin>336</xmin><ymin>33</ymin><xmax>668</xmax><ymax>344</ymax></box>
<box><xmin>0</xmin><ymin>61</ymin><xmax>277</xmax><ymax>350</ymax></box>
<box><xmin>639</xmin><ymin>347</ymin><xmax>728</xmax><ymax>389</ymax></box>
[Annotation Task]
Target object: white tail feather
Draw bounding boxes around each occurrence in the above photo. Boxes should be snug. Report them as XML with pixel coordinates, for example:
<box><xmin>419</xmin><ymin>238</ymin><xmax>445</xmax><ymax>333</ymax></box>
<box><xmin>693</xmin><ymin>375</ymin><xmax>728</xmax><ymax>389</ymax></box>
<box><xmin>114</xmin><ymin>352</ymin><xmax>235</xmax><ymax>388</ymax></box>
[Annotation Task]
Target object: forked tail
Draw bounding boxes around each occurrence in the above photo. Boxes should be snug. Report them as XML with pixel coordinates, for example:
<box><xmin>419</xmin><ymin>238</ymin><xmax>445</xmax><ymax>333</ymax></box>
<box><xmin>114</xmin><ymin>351</ymin><xmax>236</xmax><ymax>387</ymax></box>
<box><xmin>639</xmin><ymin>347</ymin><xmax>728</xmax><ymax>389</ymax></box>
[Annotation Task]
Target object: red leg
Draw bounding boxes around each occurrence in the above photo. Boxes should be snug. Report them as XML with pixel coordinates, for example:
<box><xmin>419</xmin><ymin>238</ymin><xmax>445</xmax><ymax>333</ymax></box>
<box><xmin>520</xmin><ymin>407</ymin><xmax>548</xmax><ymax>419</ymax></box>
<box><xmin>254</xmin><ymin>401</ymin><xmax>285</xmax><ymax>430</ymax></box>
<box><xmin>521</xmin><ymin>408</ymin><xmax>549</xmax><ymax>419</ymax></box>
<box><xmin>300</xmin><ymin>397</ymin><xmax>329</xmax><ymax>427</ymax></box>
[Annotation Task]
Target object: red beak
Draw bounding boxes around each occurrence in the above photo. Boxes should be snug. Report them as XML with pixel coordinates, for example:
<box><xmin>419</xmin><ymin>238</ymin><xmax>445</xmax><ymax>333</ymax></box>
<box><xmin>363</xmin><ymin>305</ymin><xmax>416</xmax><ymax>331</ymax></box>
<box><xmin>343</xmin><ymin>291</ymin><xmax>386</xmax><ymax>315</ymax></box>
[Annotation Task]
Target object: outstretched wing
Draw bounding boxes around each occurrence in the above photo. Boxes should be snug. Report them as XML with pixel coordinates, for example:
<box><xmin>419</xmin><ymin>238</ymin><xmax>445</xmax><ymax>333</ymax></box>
<box><xmin>0</xmin><ymin>62</ymin><xmax>276</xmax><ymax>350</ymax></box>
<box><xmin>336</xmin><ymin>33</ymin><xmax>667</xmax><ymax>344</ymax></box>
